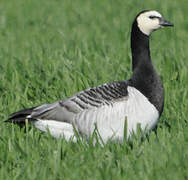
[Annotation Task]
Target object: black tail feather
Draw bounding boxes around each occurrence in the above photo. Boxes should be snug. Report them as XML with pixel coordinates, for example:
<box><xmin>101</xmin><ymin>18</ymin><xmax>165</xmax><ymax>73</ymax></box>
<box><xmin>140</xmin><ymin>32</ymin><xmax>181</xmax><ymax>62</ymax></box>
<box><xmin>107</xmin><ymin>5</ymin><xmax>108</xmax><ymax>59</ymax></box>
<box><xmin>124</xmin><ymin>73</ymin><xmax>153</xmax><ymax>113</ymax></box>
<box><xmin>5</xmin><ymin>107</ymin><xmax>37</xmax><ymax>124</ymax></box>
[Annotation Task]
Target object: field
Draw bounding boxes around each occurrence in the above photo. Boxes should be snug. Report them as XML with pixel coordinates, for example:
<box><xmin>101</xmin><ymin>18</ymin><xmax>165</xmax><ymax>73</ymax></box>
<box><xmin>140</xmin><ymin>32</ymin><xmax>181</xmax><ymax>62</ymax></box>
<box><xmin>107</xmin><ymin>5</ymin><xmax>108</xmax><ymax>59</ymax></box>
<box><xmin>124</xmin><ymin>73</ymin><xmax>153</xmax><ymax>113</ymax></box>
<box><xmin>0</xmin><ymin>0</ymin><xmax>188</xmax><ymax>179</ymax></box>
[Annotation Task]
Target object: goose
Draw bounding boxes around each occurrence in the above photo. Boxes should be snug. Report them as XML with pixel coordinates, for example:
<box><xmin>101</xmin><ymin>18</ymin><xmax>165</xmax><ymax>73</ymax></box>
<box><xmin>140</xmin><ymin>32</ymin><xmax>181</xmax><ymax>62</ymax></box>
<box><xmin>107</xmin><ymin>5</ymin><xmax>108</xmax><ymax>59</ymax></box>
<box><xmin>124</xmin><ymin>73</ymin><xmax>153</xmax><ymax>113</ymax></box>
<box><xmin>6</xmin><ymin>10</ymin><xmax>173</xmax><ymax>143</ymax></box>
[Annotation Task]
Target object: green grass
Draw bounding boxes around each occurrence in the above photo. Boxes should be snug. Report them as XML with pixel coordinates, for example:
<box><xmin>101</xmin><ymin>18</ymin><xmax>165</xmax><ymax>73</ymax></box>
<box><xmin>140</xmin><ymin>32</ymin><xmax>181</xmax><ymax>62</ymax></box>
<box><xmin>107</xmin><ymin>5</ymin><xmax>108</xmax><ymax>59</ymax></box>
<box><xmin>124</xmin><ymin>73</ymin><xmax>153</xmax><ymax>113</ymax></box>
<box><xmin>0</xmin><ymin>0</ymin><xmax>188</xmax><ymax>179</ymax></box>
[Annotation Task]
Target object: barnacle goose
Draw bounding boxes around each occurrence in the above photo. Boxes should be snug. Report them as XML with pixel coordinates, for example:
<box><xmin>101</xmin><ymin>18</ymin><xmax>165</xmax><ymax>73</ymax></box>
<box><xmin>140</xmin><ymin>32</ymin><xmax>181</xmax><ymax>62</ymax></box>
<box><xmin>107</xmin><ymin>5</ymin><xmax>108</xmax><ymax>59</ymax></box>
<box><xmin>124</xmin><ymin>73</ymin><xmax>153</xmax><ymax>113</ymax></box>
<box><xmin>6</xmin><ymin>10</ymin><xmax>173</xmax><ymax>143</ymax></box>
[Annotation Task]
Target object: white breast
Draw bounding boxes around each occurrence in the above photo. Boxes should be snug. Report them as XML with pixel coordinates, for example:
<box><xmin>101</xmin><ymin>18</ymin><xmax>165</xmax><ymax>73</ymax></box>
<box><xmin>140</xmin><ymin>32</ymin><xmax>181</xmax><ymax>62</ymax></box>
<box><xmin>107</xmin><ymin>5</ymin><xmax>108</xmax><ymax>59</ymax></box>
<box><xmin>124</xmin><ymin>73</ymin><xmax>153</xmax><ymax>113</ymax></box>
<box><xmin>126</xmin><ymin>86</ymin><xmax>159</xmax><ymax>136</ymax></box>
<box><xmin>74</xmin><ymin>86</ymin><xmax>159</xmax><ymax>142</ymax></box>
<box><xmin>33</xmin><ymin>86</ymin><xmax>159</xmax><ymax>143</ymax></box>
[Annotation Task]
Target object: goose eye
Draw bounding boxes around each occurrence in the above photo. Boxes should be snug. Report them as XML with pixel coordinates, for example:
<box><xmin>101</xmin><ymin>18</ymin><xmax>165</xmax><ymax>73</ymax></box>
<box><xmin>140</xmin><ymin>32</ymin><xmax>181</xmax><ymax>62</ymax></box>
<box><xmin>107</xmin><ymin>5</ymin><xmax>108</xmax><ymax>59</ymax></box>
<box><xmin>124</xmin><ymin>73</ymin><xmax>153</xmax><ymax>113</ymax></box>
<box><xmin>149</xmin><ymin>16</ymin><xmax>156</xmax><ymax>19</ymax></box>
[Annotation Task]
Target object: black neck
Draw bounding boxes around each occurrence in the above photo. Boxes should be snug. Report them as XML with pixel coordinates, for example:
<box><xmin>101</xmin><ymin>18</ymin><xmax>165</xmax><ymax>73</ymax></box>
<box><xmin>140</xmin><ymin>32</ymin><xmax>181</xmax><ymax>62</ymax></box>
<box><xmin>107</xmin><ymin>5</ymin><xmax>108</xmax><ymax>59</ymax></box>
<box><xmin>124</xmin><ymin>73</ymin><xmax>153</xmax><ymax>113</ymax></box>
<box><xmin>129</xmin><ymin>20</ymin><xmax>164</xmax><ymax>115</ymax></box>
<box><xmin>131</xmin><ymin>20</ymin><xmax>151</xmax><ymax>71</ymax></box>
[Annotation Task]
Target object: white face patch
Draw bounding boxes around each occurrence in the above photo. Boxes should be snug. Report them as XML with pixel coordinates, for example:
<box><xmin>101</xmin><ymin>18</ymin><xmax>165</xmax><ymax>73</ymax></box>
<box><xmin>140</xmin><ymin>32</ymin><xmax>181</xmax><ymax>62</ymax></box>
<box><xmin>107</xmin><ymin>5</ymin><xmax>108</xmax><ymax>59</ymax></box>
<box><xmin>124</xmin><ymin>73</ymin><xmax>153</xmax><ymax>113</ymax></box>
<box><xmin>137</xmin><ymin>10</ymin><xmax>162</xmax><ymax>36</ymax></box>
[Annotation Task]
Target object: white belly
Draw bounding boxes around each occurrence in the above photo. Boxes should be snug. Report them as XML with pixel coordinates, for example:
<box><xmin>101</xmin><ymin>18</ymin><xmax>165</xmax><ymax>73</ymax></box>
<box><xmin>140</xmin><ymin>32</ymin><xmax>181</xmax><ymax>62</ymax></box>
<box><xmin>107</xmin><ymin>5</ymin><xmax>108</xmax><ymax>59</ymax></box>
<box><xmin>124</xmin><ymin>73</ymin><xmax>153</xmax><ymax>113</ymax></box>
<box><xmin>33</xmin><ymin>86</ymin><xmax>159</xmax><ymax>143</ymax></box>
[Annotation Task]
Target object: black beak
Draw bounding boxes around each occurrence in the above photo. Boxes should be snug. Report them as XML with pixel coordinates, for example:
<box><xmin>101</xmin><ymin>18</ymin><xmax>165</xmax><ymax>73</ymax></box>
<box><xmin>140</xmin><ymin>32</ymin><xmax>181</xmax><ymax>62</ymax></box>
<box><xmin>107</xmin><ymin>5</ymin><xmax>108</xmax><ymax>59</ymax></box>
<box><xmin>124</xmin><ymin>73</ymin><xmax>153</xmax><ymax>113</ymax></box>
<box><xmin>160</xmin><ymin>18</ymin><xmax>174</xmax><ymax>27</ymax></box>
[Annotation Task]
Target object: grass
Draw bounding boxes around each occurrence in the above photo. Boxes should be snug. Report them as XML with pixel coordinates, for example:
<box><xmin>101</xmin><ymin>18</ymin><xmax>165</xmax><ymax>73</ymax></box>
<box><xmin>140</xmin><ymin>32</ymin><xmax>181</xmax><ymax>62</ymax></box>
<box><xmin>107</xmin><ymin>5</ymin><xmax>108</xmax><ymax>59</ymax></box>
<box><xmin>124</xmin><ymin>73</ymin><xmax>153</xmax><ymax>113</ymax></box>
<box><xmin>0</xmin><ymin>0</ymin><xmax>188</xmax><ymax>179</ymax></box>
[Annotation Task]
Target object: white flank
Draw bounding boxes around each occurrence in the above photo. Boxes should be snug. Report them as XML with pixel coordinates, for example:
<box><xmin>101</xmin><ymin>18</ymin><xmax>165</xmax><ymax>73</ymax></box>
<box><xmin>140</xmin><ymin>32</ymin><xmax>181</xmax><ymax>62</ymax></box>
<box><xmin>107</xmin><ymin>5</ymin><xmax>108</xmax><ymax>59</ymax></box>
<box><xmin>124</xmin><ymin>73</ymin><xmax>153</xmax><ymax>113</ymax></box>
<box><xmin>32</xmin><ymin>86</ymin><xmax>159</xmax><ymax>143</ymax></box>
<box><xmin>33</xmin><ymin>120</ymin><xmax>77</xmax><ymax>142</ymax></box>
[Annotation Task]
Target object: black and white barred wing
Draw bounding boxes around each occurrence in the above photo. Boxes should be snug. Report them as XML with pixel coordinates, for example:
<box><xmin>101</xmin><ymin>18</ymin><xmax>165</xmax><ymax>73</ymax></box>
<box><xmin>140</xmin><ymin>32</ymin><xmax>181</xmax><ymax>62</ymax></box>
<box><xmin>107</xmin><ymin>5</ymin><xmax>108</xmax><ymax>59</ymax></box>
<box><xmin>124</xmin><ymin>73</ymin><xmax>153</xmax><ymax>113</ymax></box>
<box><xmin>67</xmin><ymin>81</ymin><xmax>129</xmax><ymax>141</ymax></box>
<box><xmin>7</xmin><ymin>81</ymin><xmax>129</xmax><ymax>142</ymax></box>
<box><xmin>30</xmin><ymin>80</ymin><xmax>128</xmax><ymax>120</ymax></box>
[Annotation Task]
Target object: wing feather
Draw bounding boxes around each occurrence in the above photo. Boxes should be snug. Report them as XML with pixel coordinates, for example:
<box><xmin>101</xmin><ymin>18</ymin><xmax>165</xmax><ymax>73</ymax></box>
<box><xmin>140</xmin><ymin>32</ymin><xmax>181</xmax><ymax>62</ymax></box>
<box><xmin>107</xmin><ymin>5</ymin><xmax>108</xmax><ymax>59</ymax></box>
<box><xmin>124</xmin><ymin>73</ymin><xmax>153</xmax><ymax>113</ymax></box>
<box><xmin>7</xmin><ymin>80</ymin><xmax>129</xmax><ymax>127</ymax></box>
